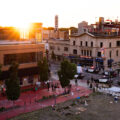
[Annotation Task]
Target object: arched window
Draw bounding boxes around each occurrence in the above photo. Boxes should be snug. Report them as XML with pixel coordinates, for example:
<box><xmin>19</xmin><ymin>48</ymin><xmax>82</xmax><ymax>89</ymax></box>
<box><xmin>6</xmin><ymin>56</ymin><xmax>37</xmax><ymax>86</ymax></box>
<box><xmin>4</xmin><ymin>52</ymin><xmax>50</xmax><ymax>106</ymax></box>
<box><xmin>91</xmin><ymin>42</ymin><xmax>93</xmax><ymax>47</ymax></box>
<box><xmin>73</xmin><ymin>41</ymin><xmax>75</xmax><ymax>46</ymax></box>
<box><xmin>116</xmin><ymin>50</ymin><xmax>118</xmax><ymax>57</ymax></box>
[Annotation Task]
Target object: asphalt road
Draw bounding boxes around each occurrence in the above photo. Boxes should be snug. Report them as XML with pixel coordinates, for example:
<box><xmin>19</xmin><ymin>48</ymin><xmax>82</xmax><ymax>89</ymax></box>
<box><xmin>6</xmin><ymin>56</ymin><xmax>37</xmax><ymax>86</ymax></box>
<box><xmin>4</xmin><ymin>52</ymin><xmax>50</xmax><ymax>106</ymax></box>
<box><xmin>49</xmin><ymin>63</ymin><xmax>120</xmax><ymax>86</ymax></box>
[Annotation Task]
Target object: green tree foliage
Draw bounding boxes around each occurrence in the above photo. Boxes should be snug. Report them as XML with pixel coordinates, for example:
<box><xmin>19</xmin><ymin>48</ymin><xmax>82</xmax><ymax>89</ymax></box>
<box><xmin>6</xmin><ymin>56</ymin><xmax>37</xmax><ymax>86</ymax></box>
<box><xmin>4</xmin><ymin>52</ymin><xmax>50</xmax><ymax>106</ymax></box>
<box><xmin>5</xmin><ymin>62</ymin><xmax>20</xmax><ymax>101</ymax></box>
<box><xmin>38</xmin><ymin>57</ymin><xmax>49</xmax><ymax>82</ymax></box>
<box><xmin>58</xmin><ymin>60</ymin><xmax>77</xmax><ymax>88</ymax></box>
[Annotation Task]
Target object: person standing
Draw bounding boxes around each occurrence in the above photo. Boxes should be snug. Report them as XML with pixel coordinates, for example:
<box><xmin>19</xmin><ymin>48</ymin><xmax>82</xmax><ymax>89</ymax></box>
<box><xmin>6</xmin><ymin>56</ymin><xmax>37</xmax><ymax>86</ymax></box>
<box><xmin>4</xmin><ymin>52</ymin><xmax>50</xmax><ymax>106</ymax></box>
<box><xmin>87</xmin><ymin>80</ymin><xmax>90</xmax><ymax>86</ymax></box>
<box><xmin>75</xmin><ymin>79</ymin><xmax>78</xmax><ymax>86</ymax></box>
<box><xmin>47</xmin><ymin>82</ymin><xmax>50</xmax><ymax>91</ymax></box>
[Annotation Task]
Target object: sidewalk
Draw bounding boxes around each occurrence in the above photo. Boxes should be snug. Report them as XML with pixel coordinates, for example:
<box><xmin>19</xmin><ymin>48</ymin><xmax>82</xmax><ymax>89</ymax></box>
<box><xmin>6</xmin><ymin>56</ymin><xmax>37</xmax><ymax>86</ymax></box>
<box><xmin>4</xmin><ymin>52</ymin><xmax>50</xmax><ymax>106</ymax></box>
<box><xmin>0</xmin><ymin>81</ymin><xmax>91</xmax><ymax>120</ymax></box>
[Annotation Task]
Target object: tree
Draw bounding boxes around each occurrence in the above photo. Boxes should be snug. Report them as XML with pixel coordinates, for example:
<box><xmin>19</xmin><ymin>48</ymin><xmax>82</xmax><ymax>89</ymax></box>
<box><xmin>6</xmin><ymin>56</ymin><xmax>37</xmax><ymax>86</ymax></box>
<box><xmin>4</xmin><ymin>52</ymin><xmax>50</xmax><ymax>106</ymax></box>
<box><xmin>58</xmin><ymin>60</ymin><xmax>77</xmax><ymax>89</ymax></box>
<box><xmin>38</xmin><ymin>57</ymin><xmax>49</xmax><ymax>83</ymax></box>
<box><xmin>5</xmin><ymin>62</ymin><xmax>20</xmax><ymax>102</ymax></box>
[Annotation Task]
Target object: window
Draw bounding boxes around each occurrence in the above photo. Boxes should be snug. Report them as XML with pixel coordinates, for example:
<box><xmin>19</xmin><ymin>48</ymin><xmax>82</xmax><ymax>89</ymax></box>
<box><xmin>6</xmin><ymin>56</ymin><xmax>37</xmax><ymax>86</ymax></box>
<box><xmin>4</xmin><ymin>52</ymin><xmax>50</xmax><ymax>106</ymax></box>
<box><xmin>116</xmin><ymin>50</ymin><xmax>118</xmax><ymax>56</ymax></box>
<box><xmin>90</xmin><ymin>50</ymin><xmax>92</xmax><ymax>56</ymax></box>
<box><xmin>97</xmin><ymin>52</ymin><xmax>101</xmax><ymax>57</ymax></box>
<box><xmin>109</xmin><ymin>51</ymin><xmax>112</xmax><ymax>58</ymax></box>
<box><xmin>109</xmin><ymin>42</ymin><xmax>111</xmax><ymax>48</ymax></box>
<box><xmin>87</xmin><ymin>50</ymin><xmax>89</xmax><ymax>56</ymax></box>
<box><xmin>64</xmin><ymin>47</ymin><xmax>68</xmax><ymax>51</ymax></box>
<box><xmin>100</xmin><ymin>42</ymin><xmax>103</xmax><ymax>48</ymax></box>
<box><xmin>84</xmin><ymin>50</ymin><xmax>86</xmax><ymax>56</ymax></box>
<box><xmin>116</xmin><ymin>41</ymin><xmax>120</xmax><ymax>47</ymax></box>
<box><xmin>4</xmin><ymin>52</ymin><xmax>37</xmax><ymax>65</ymax></box>
<box><xmin>73</xmin><ymin>41</ymin><xmax>75</xmax><ymax>46</ymax></box>
<box><xmin>73</xmin><ymin>49</ymin><xmax>77</xmax><ymax>54</ymax></box>
<box><xmin>81</xmin><ymin>50</ymin><xmax>83</xmax><ymax>55</ymax></box>
<box><xmin>85</xmin><ymin>41</ymin><xmax>88</xmax><ymax>47</ymax></box>
<box><xmin>37</xmin><ymin>51</ymin><xmax>43</xmax><ymax>61</ymax></box>
<box><xmin>91</xmin><ymin>42</ymin><xmax>93</xmax><ymax>47</ymax></box>
<box><xmin>80</xmin><ymin>41</ymin><xmax>83</xmax><ymax>46</ymax></box>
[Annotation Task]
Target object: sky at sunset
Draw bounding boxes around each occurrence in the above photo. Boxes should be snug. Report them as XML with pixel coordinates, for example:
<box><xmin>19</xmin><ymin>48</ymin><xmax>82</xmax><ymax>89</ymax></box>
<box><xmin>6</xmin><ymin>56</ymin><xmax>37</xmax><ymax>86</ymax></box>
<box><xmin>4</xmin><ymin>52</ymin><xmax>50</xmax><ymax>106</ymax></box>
<box><xmin>0</xmin><ymin>0</ymin><xmax>120</xmax><ymax>28</ymax></box>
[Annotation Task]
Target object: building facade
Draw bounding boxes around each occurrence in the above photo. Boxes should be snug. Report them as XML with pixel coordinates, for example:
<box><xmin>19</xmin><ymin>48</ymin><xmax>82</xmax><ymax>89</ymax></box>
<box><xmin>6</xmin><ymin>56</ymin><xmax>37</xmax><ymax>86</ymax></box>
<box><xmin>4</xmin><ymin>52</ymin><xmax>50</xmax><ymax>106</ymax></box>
<box><xmin>0</xmin><ymin>41</ymin><xmax>45</xmax><ymax>87</ymax></box>
<box><xmin>49</xmin><ymin>32</ymin><xmax>120</xmax><ymax>70</ymax></box>
<box><xmin>49</xmin><ymin>39</ymin><xmax>70</xmax><ymax>60</ymax></box>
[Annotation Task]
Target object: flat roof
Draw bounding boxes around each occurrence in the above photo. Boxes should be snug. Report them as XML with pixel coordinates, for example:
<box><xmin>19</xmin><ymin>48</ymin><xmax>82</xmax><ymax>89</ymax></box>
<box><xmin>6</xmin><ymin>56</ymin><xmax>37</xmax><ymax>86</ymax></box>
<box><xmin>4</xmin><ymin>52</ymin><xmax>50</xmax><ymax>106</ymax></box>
<box><xmin>0</xmin><ymin>40</ymin><xmax>44</xmax><ymax>45</ymax></box>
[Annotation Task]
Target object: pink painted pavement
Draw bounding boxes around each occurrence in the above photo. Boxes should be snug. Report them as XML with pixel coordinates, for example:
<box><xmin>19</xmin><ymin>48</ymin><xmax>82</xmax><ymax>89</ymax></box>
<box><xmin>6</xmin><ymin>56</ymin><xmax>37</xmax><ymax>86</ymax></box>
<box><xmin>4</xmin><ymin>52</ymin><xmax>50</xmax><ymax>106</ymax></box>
<box><xmin>0</xmin><ymin>81</ymin><xmax>92</xmax><ymax>120</ymax></box>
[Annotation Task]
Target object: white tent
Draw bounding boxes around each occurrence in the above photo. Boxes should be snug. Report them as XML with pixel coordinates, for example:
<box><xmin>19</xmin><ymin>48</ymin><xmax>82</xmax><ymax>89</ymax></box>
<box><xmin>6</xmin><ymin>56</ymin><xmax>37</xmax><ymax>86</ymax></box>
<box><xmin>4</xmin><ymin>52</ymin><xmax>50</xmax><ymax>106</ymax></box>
<box><xmin>77</xmin><ymin>66</ymin><xmax>83</xmax><ymax>74</ymax></box>
<box><xmin>108</xmin><ymin>86</ymin><xmax>120</xmax><ymax>93</ymax></box>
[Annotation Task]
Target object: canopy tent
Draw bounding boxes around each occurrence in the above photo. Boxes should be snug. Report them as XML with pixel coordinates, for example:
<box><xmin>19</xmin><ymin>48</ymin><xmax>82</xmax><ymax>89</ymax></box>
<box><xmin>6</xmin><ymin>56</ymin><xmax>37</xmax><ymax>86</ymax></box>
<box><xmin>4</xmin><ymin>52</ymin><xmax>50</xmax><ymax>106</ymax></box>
<box><xmin>108</xmin><ymin>86</ymin><xmax>120</xmax><ymax>93</ymax></box>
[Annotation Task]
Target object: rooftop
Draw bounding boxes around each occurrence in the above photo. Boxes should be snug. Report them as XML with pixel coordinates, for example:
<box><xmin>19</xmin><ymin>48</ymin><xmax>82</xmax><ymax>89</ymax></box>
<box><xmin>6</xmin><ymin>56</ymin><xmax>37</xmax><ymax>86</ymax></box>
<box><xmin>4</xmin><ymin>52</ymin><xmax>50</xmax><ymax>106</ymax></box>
<box><xmin>70</xmin><ymin>32</ymin><xmax>120</xmax><ymax>38</ymax></box>
<box><xmin>0</xmin><ymin>40</ymin><xmax>44</xmax><ymax>45</ymax></box>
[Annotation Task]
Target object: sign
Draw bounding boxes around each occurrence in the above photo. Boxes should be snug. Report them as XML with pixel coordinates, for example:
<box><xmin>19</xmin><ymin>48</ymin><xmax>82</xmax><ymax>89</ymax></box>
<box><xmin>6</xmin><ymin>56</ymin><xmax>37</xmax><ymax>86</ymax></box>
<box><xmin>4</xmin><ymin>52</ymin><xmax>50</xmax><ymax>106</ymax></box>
<box><xmin>101</xmin><ymin>47</ymin><xmax>105</xmax><ymax>58</ymax></box>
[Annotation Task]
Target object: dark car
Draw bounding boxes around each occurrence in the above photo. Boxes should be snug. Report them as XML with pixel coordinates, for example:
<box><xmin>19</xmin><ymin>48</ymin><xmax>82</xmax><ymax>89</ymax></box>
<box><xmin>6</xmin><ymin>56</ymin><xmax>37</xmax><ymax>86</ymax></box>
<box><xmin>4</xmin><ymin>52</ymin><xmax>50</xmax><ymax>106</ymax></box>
<box><xmin>103</xmin><ymin>70</ymin><xmax>117</xmax><ymax>78</ymax></box>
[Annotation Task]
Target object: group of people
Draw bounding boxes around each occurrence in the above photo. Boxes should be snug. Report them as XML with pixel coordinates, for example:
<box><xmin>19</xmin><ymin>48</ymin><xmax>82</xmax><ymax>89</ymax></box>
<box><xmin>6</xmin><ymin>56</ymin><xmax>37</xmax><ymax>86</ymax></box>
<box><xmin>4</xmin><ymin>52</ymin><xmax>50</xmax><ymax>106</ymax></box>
<box><xmin>46</xmin><ymin>81</ymin><xmax>59</xmax><ymax>91</ymax></box>
<box><xmin>87</xmin><ymin>76</ymin><xmax>112</xmax><ymax>92</ymax></box>
<box><xmin>87</xmin><ymin>77</ymin><xmax>101</xmax><ymax>92</ymax></box>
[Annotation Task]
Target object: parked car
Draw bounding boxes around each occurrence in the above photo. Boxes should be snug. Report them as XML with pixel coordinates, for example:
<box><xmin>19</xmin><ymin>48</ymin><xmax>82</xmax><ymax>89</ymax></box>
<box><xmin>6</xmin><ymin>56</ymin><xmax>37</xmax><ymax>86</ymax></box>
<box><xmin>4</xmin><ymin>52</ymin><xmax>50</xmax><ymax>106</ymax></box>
<box><xmin>94</xmin><ymin>76</ymin><xmax>112</xmax><ymax>84</ymax></box>
<box><xmin>87</xmin><ymin>66</ymin><xmax>99</xmax><ymax>74</ymax></box>
<box><xmin>103</xmin><ymin>70</ymin><xmax>117</xmax><ymax>78</ymax></box>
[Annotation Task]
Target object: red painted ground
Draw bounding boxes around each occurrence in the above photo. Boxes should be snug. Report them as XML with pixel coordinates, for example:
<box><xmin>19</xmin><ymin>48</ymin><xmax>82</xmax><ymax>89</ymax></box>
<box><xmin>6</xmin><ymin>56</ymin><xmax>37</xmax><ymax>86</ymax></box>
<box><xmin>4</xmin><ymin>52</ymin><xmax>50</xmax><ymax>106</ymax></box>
<box><xmin>0</xmin><ymin>80</ymin><xmax>91</xmax><ymax>120</ymax></box>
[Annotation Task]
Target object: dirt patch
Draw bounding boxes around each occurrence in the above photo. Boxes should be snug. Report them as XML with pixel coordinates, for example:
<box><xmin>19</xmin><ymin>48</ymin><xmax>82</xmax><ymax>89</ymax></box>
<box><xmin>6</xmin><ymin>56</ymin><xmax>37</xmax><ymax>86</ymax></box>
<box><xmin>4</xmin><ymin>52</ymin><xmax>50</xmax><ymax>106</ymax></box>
<box><xmin>10</xmin><ymin>93</ymin><xmax>120</xmax><ymax>120</ymax></box>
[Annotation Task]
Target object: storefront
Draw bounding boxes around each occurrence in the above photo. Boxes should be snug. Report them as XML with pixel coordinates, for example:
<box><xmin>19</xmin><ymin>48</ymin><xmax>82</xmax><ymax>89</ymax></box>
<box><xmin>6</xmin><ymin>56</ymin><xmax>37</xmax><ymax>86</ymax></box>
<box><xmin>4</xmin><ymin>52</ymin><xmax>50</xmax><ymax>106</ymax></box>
<box><xmin>0</xmin><ymin>67</ymin><xmax>40</xmax><ymax>86</ymax></box>
<box><xmin>69</xmin><ymin>56</ymin><xmax>93</xmax><ymax>66</ymax></box>
<box><xmin>96</xmin><ymin>58</ymin><xmax>104</xmax><ymax>68</ymax></box>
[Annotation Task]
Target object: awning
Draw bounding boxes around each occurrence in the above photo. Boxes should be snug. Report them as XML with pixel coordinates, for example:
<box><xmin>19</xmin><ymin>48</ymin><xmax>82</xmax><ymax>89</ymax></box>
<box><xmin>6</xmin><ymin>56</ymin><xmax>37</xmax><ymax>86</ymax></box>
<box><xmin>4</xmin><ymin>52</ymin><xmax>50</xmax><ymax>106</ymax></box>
<box><xmin>96</xmin><ymin>58</ymin><xmax>103</xmax><ymax>62</ymax></box>
<box><xmin>108</xmin><ymin>59</ymin><xmax>114</xmax><ymax>63</ymax></box>
<box><xmin>108</xmin><ymin>86</ymin><xmax>120</xmax><ymax>93</ymax></box>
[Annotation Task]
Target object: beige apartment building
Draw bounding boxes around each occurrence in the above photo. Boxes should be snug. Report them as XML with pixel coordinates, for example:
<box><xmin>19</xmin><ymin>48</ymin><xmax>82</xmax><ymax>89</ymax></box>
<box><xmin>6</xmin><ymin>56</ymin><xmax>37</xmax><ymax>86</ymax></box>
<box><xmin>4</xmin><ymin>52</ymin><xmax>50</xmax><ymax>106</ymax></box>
<box><xmin>49</xmin><ymin>39</ymin><xmax>70</xmax><ymax>60</ymax></box>
<box><xmin>0</xmin><ymin>41</ymin><xmax>45</xmax><ymax>86</ymax></box>
<box><xmin>49</xmin><ymin>32</ymin><xmax>120</xmax><ymax>70</ymax></box>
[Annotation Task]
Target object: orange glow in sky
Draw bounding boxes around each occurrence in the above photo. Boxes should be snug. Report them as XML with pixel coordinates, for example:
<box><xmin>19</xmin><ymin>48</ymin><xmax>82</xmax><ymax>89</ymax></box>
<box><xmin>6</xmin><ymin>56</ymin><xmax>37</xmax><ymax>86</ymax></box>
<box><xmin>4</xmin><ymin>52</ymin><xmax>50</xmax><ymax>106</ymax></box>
<box><xmin>0</xmin><ymin>0</ymin><xmax>120</xmax><ymax>28</ymax></box>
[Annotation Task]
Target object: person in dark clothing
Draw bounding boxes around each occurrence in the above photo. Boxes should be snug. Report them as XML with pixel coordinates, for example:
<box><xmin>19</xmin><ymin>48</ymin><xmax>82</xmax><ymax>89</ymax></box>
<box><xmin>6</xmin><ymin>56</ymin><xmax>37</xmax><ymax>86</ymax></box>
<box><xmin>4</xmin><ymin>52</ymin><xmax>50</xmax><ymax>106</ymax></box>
<box><xmin>47</xmin><ymin>82</ymin><xmax>50</xmax><ymax>91</ymax></box>
<box><xmin>91</xmin><ymin>76</ymin><xmax>94</xmax><ymax>82</ymax></box>
<box><xmin>87</xmin><ymin>80</ymin><xmax>90</xmax><ymax>86</ymax></box>
<box><xmin>90</xmin><ymin>83</ymin><xmax>93</xmax><ymax>89</ymax></box>
<box><xmin>51</xmin><ymin>84</ymin><xmax>54</xmax><ymax>91</ymax></box>
<box><xmin>96</xmin><ymin>83</ymin><xmax>98</xmax><ymax>88</ymax></box>
<box><xmin>75</xmin><ymin>79</ymin><xmax>78</xmax><ymax>86</ymax></box>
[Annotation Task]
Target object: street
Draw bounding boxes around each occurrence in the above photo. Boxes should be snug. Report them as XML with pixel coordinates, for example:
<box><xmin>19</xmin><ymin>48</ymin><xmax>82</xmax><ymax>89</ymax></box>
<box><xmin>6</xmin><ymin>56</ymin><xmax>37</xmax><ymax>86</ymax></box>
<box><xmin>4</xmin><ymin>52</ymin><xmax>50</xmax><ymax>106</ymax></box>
<box><xmin>49</xmin><ymin>63</ymin><xmax>120</xmax><ymax>87</ymax></box>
